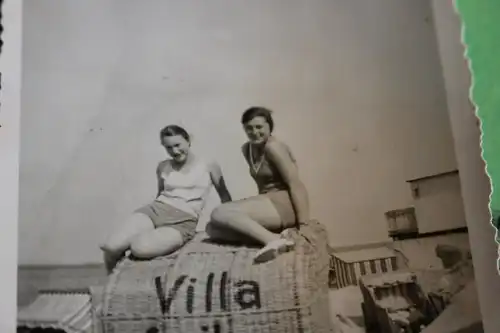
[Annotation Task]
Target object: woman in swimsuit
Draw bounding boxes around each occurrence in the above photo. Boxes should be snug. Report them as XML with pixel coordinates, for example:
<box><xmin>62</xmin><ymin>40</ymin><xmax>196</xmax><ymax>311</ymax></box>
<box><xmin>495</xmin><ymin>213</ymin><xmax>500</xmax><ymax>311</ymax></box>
<box><xmin>100</xmin><ymin>125</ymin><xmax>232</xmax><ymax>274</ymax></box>
<box><xmin>207</xmin><ymin>107</ymin><xmax>310</xmax><ymax>263</ymax></box>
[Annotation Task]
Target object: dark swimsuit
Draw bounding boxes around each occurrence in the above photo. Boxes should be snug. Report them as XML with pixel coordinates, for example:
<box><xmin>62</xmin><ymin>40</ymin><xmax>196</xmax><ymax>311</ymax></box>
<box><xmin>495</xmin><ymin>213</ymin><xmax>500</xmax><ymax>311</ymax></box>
<box><xmin>242</xmin><ymin>138</ymin><xmax>297</xmax><ymax>227</ymax></box>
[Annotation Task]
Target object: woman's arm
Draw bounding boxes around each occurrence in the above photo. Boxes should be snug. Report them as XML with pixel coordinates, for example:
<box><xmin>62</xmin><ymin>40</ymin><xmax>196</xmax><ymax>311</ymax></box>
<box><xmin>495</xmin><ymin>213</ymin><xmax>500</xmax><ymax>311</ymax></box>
<box><xmin>265</xmin><ymin>141</ymin><xmax>310</xmax><ymax>224</ymax></box>
<box><xmin>208</xmin><ymin>161</ymin><xmax>232</xmax><ymax>203</ymax></box>
<box><xmin>156</xmin><ymin>161</ymin><xmax>166</xmax><ymax>198</ymax></box>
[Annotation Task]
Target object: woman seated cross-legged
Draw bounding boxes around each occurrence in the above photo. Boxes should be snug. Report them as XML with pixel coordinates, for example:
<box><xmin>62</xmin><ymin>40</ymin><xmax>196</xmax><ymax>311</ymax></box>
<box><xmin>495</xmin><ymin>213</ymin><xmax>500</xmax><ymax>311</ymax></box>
<box><xmin>207</xmin><ymin>107</ymin><xmax>311</xmax><ymax>264</ymax></box>
<box><xmin>100</xmin><ymin>125</ymin><xmax>232</xmax><ymax>274</ymax></box>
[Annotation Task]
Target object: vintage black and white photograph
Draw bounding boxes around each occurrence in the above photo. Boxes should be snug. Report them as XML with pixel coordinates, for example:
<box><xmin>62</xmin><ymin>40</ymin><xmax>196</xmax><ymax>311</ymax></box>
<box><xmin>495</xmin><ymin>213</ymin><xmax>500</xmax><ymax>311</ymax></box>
<box><xmin>16</xmin><ymin>1</ymin><xmax>483</xmax><ymax>332</ymax></box>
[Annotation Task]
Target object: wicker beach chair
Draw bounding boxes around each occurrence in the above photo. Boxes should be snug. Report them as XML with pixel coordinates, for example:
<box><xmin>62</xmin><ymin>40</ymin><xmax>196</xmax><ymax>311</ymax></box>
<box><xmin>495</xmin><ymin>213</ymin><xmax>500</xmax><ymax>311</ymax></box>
<box><xmin>95</xmin><ymin>220</ymin><xmax>332</xmax><ymax>333</ymax></box>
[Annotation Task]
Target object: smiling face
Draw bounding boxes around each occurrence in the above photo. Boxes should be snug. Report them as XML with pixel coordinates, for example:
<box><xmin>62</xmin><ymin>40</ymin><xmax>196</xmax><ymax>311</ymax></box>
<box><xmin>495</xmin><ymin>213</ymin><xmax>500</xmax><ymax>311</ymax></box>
<box><xmin>243</xmin><ymin>116</ymin><xmax>272</xmax><ymax>145</ymax></box>
<box><xmin>161</xmin><ymin>134</ymin><xmax>190</xmax><ymax>163</ymax></box>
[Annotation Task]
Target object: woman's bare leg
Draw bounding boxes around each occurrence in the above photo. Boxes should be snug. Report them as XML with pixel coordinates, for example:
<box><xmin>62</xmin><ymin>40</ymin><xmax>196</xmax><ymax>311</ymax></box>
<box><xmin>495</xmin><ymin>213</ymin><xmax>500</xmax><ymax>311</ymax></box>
<box><xmin>205</xmin><ymin>222</ymin><xmax>260</xmax><ymax>246</ymax></box>
<box><xmin>129</xmin><ymin>227</ymin><xmax>184</xmax><ymax>259</ymax></box>
<box><xmin>208</xmin><ymin>197</ymin><xmax>295</xmax><ymax>263</ymax></box>
<box><xmin>99</xmin><ymin>212</ymin><xmax>154</xmax><ymax>274</ymax></box>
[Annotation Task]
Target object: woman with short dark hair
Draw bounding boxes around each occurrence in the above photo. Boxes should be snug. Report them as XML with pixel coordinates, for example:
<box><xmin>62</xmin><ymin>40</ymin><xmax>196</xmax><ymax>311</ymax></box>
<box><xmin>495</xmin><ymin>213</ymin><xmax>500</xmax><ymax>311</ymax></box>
<box><xmin>208</xmin><ymin>107</ymin><xmax>310</xmax><ymax>263</ymax></box>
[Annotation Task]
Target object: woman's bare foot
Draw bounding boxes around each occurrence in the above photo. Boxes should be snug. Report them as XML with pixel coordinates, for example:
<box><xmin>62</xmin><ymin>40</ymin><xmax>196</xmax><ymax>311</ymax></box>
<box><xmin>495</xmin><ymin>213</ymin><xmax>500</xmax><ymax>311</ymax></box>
<box><xmin>253</xmin><ymin>231</ymin><xmax>295</xmax><ymax>264</ymax></box>
<box><xmin>103</xmin><ymin>251</ymin><xmax>118</xmax><ymax>275</ymax></box>
<box><xmin>101</xmin><ymin>246</ymin><xmax>124</xmax><ymax>275</ymax></box>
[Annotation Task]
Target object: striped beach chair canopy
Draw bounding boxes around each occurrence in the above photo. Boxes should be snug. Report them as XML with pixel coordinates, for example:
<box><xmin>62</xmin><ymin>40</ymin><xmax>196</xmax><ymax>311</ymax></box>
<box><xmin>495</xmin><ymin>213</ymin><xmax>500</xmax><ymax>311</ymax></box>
<box><xmin>332</xmin><ymin>246</ymin><xmax>398</xmax><ymax>288</ymax></box>
<box><xmin>17</xmin><ymin>289</ymin><xmax>93</xmax><ymax>333</ymax></box>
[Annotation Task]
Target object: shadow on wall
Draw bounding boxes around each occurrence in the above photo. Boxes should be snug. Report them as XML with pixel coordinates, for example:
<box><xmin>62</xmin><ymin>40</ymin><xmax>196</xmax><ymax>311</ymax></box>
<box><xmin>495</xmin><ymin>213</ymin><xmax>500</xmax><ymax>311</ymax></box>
<box><xmin>391</xmin><ymin>233</ymin><xmax>471</xmax><ymax>270</ymax></box>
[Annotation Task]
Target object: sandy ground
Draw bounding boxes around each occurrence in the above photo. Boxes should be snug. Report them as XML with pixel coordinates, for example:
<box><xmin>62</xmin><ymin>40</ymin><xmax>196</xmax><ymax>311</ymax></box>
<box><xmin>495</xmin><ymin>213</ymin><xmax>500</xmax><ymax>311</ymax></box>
<box><xmin>328</xmin><ymin>287</ymin><xmax>366</xmax><ymax>332</ymax></box>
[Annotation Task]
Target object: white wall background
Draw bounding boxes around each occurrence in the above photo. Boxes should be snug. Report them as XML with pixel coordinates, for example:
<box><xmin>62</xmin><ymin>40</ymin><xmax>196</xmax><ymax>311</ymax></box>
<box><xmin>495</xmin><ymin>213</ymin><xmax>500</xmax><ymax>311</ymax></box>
<box><xmin>19</xmin><ymin>0</ymin><xmax>458</xmax><ymax>265</ymax></box>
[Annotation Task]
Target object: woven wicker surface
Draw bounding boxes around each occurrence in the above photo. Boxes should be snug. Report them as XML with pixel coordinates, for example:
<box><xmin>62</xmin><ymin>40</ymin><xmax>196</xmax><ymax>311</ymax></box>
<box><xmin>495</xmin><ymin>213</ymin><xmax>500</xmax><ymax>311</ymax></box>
<box><xmin>97</xmin><ymin>220</ymin><xmax>332</xmax><ymax>333</ymax></box>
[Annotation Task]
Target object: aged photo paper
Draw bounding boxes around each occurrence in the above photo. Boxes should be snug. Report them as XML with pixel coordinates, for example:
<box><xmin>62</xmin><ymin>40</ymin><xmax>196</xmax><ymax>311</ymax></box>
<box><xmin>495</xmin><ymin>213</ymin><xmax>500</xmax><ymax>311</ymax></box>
<box><xmin>4</xmin><ymin>1</ymin><xmax>499</xmax><ymax>332</ymax></box>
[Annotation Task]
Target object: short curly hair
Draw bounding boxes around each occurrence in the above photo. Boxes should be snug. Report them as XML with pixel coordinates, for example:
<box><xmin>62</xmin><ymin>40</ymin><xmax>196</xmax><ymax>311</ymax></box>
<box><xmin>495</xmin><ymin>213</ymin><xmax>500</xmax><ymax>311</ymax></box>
<box><xmin>241</xmin><ymin>107</ymin><xmax>274</xmax><ymax>132</ymax></box>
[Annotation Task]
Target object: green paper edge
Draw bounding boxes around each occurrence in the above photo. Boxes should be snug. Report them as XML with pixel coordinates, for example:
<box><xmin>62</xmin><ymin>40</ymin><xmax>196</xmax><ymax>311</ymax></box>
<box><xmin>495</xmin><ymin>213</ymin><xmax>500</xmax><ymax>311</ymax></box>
<box><xmin>454</xmin><ymin>0</ymin><xmax>500</xmax><ymax>255</ymax></box>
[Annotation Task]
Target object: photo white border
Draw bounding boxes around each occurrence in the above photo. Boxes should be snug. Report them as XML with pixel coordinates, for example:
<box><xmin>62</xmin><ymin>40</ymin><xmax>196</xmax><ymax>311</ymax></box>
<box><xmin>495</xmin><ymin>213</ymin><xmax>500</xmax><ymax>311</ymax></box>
<box><xmin>0</xmin><ymin>0</ymin><xmax>22</xmax><ymax>331</ymax></box>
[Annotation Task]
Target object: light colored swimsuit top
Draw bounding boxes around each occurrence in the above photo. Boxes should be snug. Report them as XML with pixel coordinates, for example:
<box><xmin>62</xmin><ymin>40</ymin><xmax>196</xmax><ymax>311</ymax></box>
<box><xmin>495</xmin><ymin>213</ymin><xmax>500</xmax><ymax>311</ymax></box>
<box><xmin>156</xmin><ymin>157</ymin><xmax>212</xmax><ymax>217</ymax></box>
<box><xmin>243</xmin><ymin>139</ymin><xmax>297</xmax><ymax>194</ymax></box>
